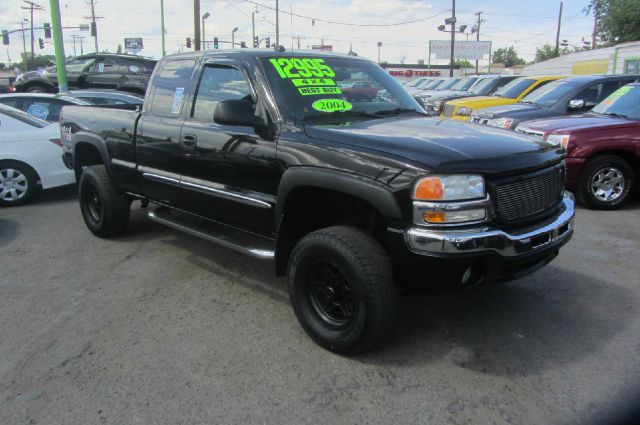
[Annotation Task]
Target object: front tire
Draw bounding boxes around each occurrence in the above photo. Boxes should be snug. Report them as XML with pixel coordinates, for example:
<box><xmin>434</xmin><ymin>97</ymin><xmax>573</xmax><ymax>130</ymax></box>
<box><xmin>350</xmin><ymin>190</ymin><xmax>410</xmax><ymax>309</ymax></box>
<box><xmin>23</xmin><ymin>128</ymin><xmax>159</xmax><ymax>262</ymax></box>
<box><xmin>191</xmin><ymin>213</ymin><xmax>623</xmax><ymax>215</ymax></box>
<box><xmin>0</xmin><ymin>161</ymin><xmax>38</xmax><ymax>206</ymax></box>
<box><xmin>79</xmin><ymin>165</ymin><xmax>130</xmax><ymax>237</ymax></box>
<box><xmin>287</xmin><ymin>226</ymin><xmax>400</xmax><ymax>355</ymax></box>
<box><xmin>25</xmin><ymin>84</ymin><xmax>50</xmax><ymax>93</ymax></box>
<box><xmin>577</xmin><ymin>155</ymin><xmax>635</xmax><ymax>209</ymax></box>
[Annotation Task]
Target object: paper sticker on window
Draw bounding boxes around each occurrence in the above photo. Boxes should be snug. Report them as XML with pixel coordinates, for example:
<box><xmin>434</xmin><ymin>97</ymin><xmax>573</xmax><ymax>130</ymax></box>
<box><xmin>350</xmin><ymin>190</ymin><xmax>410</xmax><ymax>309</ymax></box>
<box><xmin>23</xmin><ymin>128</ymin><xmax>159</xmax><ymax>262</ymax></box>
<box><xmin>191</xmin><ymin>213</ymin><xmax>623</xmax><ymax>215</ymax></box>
<box><xmin>270</xmin><ymin>58</ymin><xmax>343</xmax><ymax>97</ymax></box>
<box><xmin>26</xmin><ymin>103</ymin><xmax>49</xmax><ymax>120</ymax></box>
<box><xmin>299</xmin><ymin>86</ymin><xmax>342</xmax><ymax>96</ymax></box>
<box><xmin>171</xmin><ymin>87</ymin><xmax>185</xmax><ymax>114</ymax></box>
<box><xmin>312</xmin><ymin>99</ymin><xmax>352</xmax><ymax>113</ymax></box>
<box><xmin>97</xmin><ymin>62</ymin><xmax>105</xmax><ymax>72</ymax></box>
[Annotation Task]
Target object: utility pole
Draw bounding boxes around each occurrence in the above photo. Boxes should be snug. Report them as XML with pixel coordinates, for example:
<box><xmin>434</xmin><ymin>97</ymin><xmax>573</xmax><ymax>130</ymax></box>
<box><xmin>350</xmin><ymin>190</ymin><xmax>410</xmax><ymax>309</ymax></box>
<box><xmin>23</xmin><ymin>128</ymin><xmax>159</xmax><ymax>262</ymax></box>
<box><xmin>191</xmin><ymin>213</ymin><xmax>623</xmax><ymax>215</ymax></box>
<box><xmin>449</xmin><ymin>0</ymin><xmax>456</xmax><ymax>77</ymax></box>
<box><xmin>275</xmin><ymin>0</ymin><xmax>279</xmax><ymax>47</ymax></box>
<box><xmin>474</xmin><ymin>11</ymin><xmax>483</xmax><ymax>74</ymax></box>
<box><xmin>48</xmin><ymin>0</ymin><xmax>67</xmax><ymax>91</ymax></box>
<box><xmin>160</xmin><ymin>0</ymin><xmax>166</xmax><ymax>56</ymax></box>
<box><xmin>22</xmin><ymin>1</ymin><xmax>45</xmax><ymax>71</ymax></box>
<box><xmin>591</xmin><ymin>0</ymin><xmax>598</xmax><ymax>50</ymax></box>
<box><xmin>19</xmin><ymin>20</ymin><xmax>28</xmax><ymax>70</ymax></box>
<box><xmin>193</xmin><ymin>0</ymin><xmax>201</xmax><ymax>51</ymax></box>
<box><xmin>252</xmin><ymin>8</ymin><xmax>258</xmax><ymax>48</ymax></box>
<box><xmin>377</xmin><ymin>41</ymin><xmax>382</xmax><ymax>63</ymax></box>
<box><xmin>86</xmin><ymin>0</ymin><xmax>98</xmax><ymax>51</ymax></box>
<box><xmin>554</xmin><ymin>1</ymin><xmax>563</xmax><ymax>57</ymax></box>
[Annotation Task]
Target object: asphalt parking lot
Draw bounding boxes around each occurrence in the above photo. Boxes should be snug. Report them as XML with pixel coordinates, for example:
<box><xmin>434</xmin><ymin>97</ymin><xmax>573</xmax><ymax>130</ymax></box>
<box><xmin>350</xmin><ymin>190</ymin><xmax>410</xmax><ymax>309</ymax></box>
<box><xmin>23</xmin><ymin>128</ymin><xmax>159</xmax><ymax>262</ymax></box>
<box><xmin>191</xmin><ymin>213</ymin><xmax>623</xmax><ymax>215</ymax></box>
<box><xmin>1</xmin><ymin>186</ymin><xmax>639</xmax><ymax>425</ymax></box>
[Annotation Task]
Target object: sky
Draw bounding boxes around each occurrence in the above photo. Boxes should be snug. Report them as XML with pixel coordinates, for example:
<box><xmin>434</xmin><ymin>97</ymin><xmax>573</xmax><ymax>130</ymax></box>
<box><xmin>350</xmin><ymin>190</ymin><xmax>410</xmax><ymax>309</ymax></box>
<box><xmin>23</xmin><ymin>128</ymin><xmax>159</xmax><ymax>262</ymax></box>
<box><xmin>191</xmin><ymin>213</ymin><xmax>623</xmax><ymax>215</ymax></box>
<box><xmin>0</xmin><ymin>0</ymin><xmax>597</xmax><ymax>67</ymax></box>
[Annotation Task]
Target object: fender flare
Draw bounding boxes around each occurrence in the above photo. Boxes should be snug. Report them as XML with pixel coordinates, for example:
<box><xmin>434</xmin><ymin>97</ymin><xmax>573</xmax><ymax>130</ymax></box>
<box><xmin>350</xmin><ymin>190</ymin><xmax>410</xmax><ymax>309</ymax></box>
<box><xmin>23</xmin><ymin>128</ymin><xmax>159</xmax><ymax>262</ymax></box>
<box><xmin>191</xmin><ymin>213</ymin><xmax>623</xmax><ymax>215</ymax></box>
<box><xmin>71</xmin><ymin>131</ymin><xmax>112</xmax><ymax>177</ymax></box>
<box><xmin>274</xmin><ymin>166</ymin><xmax>404</xmax><ymax>230</ymax></box>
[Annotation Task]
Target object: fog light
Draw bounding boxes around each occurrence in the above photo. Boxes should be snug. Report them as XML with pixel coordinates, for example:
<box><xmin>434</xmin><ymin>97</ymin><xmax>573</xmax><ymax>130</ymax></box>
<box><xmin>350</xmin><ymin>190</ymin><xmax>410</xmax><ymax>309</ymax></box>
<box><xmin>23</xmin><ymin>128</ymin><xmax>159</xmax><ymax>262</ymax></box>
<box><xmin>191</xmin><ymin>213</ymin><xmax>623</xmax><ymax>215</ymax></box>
<box><xmin>461</xmin><ymin>267</ymin><xmax>473</xmax><ymax>284</ymax></box>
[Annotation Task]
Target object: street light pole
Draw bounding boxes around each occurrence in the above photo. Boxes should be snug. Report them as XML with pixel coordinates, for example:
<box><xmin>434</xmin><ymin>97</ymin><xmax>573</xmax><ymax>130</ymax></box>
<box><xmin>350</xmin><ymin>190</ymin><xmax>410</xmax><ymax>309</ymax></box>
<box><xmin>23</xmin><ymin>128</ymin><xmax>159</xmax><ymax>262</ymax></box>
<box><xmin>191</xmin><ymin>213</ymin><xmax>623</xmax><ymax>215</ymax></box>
<box><xmin>252</xmin><ymin>9</ymin><xmax>258</xmax><ymax>47</ymax></box>
<box><xmin>193</xmin><ymin>0</ymin><xmax>201</xmax><ymax>51</ymax></box>
<box><xmin>275</xmin><ymin>0</ymin><xmax>279</xmax><ymax>47</ymax></box>
<box><xmin>450</xmin><ymin>0</ymin><xmax>456</xmax><ymax>77</ymax></box>
<box><xmin>48</xmin><ymin>0</ymin><xmax>68</xmax><ymax>91</ymax></box>
<box><xmin>232</xmin><ymin>26</ymin><xmax>238</xmax><ymax>48</ymax></box>
<box><xmin>160</xmin><ymin>0</ymin><xmax>166</xmax><ymax>56</ymax></box>
<box><xmin>201</xmin><ymin>12</ymin><xmax>210</xmax><ymax>50</ymax></box>
<box><xmin>377</xmin><ymin>41</ymin><xmax>382</xmax><ymax>63</ymax></box>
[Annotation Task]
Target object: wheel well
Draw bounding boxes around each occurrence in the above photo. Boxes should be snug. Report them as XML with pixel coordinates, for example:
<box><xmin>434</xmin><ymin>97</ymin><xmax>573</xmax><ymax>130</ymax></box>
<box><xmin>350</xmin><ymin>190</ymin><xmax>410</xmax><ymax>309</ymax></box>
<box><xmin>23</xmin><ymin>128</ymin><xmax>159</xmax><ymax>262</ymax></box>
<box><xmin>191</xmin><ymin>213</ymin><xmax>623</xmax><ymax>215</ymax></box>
<box><xmin>23</xmin><ymin>81</ymin><xmax>52</xmax><ymax>92</ymax></box>
<box><xmin>586</xmin><ymin>150</ymin><xmax>639</xmax><ymax>180</ymax></box>
<box><xmin>0</xmin><ymin>159</ymin><xmax>42</xmax><ymax>187</ymax></box>
<box><xmin>275</xmin><ymin>186</ymin><xmax>389</xmax><ymax>276</ymax></box>
<box><xmin>74</xmin><ymin>142</ymin><xmax>104</xmax><ymax>181</ymax></box>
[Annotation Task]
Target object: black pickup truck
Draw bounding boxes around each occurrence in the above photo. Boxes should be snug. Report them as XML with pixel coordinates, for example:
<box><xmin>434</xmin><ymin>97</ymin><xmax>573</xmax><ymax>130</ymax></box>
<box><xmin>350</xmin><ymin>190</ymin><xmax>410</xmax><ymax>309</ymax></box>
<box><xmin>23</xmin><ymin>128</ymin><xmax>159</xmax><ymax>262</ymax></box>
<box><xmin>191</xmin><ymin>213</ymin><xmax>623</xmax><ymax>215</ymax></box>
<box><xmin>60</xmin><ymin>50</ymin><xmax>575</xmax><ymax>354</ymax></box>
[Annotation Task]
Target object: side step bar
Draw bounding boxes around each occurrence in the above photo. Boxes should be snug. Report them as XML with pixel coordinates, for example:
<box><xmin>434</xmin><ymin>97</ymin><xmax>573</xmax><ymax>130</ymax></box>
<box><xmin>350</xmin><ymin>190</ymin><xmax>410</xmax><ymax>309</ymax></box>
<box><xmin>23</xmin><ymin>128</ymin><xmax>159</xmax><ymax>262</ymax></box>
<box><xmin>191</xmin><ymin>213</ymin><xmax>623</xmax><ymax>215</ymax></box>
<box><xmin>147</xmin><ymin>207</ymin><xmax>275</xmax><ymax>260</ymax></box>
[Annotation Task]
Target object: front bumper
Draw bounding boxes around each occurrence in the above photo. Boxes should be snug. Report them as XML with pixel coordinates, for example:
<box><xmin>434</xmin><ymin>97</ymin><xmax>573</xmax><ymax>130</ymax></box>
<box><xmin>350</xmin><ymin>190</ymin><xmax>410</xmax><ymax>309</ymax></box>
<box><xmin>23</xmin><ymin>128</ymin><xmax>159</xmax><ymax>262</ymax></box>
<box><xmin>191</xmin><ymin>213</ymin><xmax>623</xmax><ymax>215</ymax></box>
<box><xmin>406</xmin><ymin>192</ymin><xmax>574</xmax><ymax>257</ymax></box>
<box><xmin>388</xmin><ymin>192</ymin><xmax>575</xmax><ymax>286</ymax></box>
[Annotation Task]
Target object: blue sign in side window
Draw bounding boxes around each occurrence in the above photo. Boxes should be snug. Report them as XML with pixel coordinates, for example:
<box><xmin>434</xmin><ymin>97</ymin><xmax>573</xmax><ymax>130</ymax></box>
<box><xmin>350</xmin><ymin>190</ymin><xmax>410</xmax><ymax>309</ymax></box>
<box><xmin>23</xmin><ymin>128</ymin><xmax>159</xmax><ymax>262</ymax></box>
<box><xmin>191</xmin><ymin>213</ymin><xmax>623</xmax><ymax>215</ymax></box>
<box><xmin>26</xmin><ymin>103</ymin><xmax>50</xmax><ymax>120</ymax></box>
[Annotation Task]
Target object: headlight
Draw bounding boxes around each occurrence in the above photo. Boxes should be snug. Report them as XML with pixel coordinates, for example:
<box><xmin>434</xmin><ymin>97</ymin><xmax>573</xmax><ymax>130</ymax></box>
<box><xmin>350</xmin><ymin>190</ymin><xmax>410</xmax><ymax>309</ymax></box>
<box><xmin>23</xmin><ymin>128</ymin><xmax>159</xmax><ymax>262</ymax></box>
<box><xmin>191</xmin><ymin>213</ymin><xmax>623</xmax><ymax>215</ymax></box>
<box><xmin>487</xmin><ymin>117</ymin><xmax>514</xmax><ymax>129</ymax></box>
<box><xmin>457</xmin><ymin>106</ymin><xmax>473</xmax><ymax>116</ymax></box>
<box><xmin>545</xmin><ymin>134</ymin><xmax>571</xmax><ymax>149</ymax></box>
<box><xmin>413</xmin><ymin>175</ymin><xmax>485</xmax><ymax>201</ymax></box>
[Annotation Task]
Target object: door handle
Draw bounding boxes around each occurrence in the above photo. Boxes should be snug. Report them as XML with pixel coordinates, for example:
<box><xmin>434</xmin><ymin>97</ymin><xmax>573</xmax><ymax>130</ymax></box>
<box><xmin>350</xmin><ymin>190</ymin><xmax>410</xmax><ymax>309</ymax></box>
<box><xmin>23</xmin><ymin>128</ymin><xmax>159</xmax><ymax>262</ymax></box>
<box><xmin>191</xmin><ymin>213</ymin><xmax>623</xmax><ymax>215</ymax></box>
<box><xmin>181</xmin><ymin>134</ymin><xmax>197</xmax><ymax>148</ymax></box>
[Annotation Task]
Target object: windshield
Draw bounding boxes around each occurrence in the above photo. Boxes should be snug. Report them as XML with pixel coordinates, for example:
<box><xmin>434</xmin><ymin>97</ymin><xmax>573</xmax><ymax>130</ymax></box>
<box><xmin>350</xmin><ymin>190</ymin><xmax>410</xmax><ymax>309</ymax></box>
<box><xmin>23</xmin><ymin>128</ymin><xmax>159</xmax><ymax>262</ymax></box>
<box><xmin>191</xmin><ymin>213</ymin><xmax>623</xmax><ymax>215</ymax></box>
<box><xmin>435</xmin><ymin>78</ymin><xmax>461</xmax><ymax>91</ymax></box>
<box><xmin>405</xmin><ymin>78</ymin><xmax>428</xmax><ymax>88</ymax></box>
<box><xmin>494</xmin><ymin>78</ymin><xmax>536</xmax><ymax>99</ymax></box>
<box><xmin>521</xmin><ymin>80</ymin><xmax>577</xmax><ymax>107</ymax></box>
<box><xmin>469</xmin><ymin>77</ymin><xmax>496</xmax><ymax>95</ymax></box>
<box><xmin>421</xmin><ymin>79</ymin><xmax>445</xmax><ymax>90</ymax></box>
<box><xmin>451</xmin><ymin>77</ymin><xmax>478</xmax><ymax>91</ymax></box>
<box><xmin>260</xmin><ymin>56</ymin><xmax>422</xmax><ymax>122</ymax></box>
<box><xmin>592</xmin><ymin>85</ymin><xmax>640</xmax><ymax>120</ymax></box>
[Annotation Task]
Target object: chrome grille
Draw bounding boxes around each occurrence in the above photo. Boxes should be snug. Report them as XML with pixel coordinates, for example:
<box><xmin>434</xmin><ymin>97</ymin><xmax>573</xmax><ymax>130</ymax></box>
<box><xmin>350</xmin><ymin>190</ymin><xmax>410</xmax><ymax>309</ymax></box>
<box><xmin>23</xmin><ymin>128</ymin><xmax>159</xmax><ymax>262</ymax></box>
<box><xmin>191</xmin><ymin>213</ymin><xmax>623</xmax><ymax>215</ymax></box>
<box><xmin>494</xmin><ymin>168</ymin><xmax>564</xmax><ymax>223</ymax></box>
<box><xmin>471</xmin><ymin>116</ymin><xmax>489</xmax><ymax>125</ymax></box>
<box><xmin>515</xmin><ymin>127</ymin><xmax>544</xmax><ymax>137</ymax></box>
<box><xmin>443</xmin><ymin>104</ymin><xmax>456</xmax><ymax>117</ymax></box>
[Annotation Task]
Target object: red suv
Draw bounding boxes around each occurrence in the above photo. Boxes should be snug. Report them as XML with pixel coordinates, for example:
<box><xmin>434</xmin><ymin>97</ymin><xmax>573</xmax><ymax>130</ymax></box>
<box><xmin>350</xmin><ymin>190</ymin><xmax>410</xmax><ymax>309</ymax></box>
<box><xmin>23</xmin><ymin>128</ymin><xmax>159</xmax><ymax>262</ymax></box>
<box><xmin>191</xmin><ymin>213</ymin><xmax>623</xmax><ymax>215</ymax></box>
<box><xmin>515</xmin><ymin>83</ymin><xmax>640</xmax><ymax>209</ymax></box>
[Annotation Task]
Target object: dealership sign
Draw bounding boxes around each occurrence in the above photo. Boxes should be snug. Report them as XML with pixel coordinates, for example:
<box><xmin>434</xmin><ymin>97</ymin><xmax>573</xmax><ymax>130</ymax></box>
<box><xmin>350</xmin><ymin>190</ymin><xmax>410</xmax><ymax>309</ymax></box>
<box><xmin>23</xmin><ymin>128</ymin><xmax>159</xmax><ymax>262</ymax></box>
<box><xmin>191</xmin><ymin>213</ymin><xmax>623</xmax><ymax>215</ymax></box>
<box><xmin>124</xmin><ymin>37</ymin><xmax>144</xmax><ymax>51</ymax></box>
<box><xmin>430</xmin><ymin>40</ymin><xmax>491</xmax><ymax>60</ymax></box>
<box><xmin>387</xmin><ymin>69</ymin><xmax>441</xmax><ymax>77</ymax></box>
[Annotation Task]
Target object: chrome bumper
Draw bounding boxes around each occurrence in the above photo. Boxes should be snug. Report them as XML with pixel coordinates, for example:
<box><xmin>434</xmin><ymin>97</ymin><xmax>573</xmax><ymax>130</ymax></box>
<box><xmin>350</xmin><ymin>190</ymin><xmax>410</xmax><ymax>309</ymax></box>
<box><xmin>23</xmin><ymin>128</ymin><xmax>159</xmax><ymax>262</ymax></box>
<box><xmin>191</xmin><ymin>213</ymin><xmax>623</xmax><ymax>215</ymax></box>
<box><xmin>405</xmin><ymin>191</ymin><xmax>575</xmax><ymax>257</ymax></box>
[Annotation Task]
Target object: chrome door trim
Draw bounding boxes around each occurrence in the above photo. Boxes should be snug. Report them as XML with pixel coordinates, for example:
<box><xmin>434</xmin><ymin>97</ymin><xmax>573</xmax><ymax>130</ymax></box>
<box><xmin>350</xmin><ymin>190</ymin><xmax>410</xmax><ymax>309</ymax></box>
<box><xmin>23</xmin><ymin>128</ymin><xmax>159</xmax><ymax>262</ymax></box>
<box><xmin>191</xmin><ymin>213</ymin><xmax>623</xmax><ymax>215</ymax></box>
<box><xmin>180</xmin><ymin>176</ymin><xmax>272</xmax><ymax>209</ymax></box>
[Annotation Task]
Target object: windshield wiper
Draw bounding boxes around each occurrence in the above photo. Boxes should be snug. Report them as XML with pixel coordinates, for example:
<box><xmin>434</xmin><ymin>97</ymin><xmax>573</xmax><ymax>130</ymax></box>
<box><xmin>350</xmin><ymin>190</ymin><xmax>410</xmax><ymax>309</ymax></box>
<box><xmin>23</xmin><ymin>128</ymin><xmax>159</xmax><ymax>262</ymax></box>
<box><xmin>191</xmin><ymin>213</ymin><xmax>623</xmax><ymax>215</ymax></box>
<box><xmin>371</xmin><ymin>107</ymin><xmax>427</xmax><ymax>116</ymax></box>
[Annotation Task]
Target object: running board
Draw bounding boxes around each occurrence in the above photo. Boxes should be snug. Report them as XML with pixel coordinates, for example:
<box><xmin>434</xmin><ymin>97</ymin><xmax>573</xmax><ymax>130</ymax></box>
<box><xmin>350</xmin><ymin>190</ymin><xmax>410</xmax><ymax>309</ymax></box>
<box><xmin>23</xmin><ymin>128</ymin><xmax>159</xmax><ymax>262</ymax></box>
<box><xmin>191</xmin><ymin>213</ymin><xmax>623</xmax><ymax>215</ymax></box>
<box><xmin>147</xmin><ymin>207</ymin><xmax>275</xmax><ymax>260</ymax></box>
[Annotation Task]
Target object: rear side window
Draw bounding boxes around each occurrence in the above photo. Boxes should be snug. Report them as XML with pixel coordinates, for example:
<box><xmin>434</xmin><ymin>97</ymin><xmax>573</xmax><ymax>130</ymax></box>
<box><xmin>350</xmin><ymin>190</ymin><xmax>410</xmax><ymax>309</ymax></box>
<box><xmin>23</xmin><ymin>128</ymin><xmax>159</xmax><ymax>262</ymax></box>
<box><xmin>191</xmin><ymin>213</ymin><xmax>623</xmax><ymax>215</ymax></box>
<box><xmin>192</xmin><ymin>66</ymin><xmax>252</xmax><ymax>121</ymax></box>
<box><xmin>149</xmin><ymin>59</ymin><xmax>196</xmax><ymax>117</ymax></box>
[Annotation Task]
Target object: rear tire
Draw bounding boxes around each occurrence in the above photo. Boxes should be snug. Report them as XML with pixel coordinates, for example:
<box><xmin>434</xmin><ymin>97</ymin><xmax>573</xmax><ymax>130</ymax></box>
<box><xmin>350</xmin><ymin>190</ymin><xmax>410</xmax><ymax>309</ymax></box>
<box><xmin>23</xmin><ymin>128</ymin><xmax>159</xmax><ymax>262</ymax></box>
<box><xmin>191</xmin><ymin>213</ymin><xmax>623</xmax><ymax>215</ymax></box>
<box><xmin>79</xmin><ymin>165</ymin><xmax>130</xmax><ymax>237</ymax></box>
<box><xmin>26</xmin><ymin>84</ymin><xmax>50</xmax><ymax>93</ymax></box>
<box><xmin>287</xmin><ymin>226</ymin><xmax>400</xmax><ymax>355</ymax></box>
<box><xmin>0</xmin><ymin>161</ymin><xmax>38</xmax><ymax>206</ymax></box>
<box><xmin>577</xmin><ymin>155</ymin><xmax>635</xmax><ymax>210</ymax></box>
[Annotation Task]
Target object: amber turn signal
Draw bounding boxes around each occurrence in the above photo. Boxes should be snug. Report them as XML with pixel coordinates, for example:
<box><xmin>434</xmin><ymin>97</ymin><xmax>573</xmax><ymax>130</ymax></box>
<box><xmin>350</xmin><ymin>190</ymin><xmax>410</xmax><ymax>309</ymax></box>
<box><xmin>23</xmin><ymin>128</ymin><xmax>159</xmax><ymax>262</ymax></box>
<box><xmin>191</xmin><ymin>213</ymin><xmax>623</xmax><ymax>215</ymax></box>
<box><xmin>414</xmin><ymin>177</ymin><xmax>444</xmax><ymax>200</ymax></box>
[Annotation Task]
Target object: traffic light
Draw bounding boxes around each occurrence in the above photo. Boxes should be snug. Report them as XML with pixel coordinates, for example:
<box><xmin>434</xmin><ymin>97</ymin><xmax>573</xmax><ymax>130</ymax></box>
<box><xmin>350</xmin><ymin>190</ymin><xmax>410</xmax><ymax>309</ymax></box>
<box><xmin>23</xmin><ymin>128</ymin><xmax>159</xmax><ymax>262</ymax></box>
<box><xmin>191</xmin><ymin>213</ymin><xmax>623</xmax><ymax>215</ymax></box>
<box><xmin>265</xmin><ymin>37</ymin><xmax>270</xmax><ymax>48</ymax></box>
<box><xmin>240</xmin><ymin>41</ymin><xmax>247</xmax><ymax>48</ymax></box>
<box><xmin>90</xmin><ymin>21</ymin><xmax>97</xmax><ymax>37</ymax></box>
<box><xmin>43</xmin><ymin>23</ymin><xmax>51</xmax><ymax>38</ymax></box>
<box><xmin>186</xmin><ymin>37</ymin><xmax>191</xmax><ymax>48</ymax></box>
<box><xmin>2</xmin><ymin>30</ymin><xmax>8</xmax><ymax>46</ymax></box>
<box><xmin>38</xmin><ymin>38</ymin><xmax>44</xmax><ymax>49</ymax></box>
<box><xmin>213</xmin><ymin>37</ymin><xmax>219</xmax><ymax>49</ymax></box>
<box><xmin>253</xmin><ymin>36</ymin><xmax>259</xmax><ymax>48</ymax></box>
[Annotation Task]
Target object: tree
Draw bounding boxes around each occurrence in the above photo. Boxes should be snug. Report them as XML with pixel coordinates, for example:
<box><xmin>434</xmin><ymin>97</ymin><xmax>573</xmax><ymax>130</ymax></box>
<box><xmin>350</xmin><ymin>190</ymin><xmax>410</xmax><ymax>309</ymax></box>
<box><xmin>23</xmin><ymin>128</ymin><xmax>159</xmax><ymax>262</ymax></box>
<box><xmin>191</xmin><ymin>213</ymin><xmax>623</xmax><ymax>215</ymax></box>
<box><xmin>492</xmin><ymin>46</ymin><xmax>526</xmax><ymax>67</ymax></box>
<box><xmin>116</xmin><ymin>44</ymin><xmax>123</xmax><ymax>54</ymax></box>
<box><xmin>586</xmin><ymin>0</ymin><xmax>640</xmax><ymax>47</ymax></box>
<box><xmin>535</xmin><ymin>44</ymin><xmax>559</xmax><ymax>62</ymax></box>
<box><xmin>454</xmin><ymin>60</ymin><xmax>473</xmax><ymax>68</ymax></box>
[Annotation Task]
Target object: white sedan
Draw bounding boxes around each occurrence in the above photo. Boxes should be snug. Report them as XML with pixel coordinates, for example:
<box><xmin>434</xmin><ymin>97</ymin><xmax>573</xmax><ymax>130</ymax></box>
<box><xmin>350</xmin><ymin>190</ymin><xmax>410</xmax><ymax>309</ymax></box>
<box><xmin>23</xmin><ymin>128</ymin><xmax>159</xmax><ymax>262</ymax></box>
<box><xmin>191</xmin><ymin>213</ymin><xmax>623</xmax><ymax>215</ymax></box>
<box><xmin>0</xmin><ymin>104</ymin><xmax>75</xmax><ymax>206</ymax></box>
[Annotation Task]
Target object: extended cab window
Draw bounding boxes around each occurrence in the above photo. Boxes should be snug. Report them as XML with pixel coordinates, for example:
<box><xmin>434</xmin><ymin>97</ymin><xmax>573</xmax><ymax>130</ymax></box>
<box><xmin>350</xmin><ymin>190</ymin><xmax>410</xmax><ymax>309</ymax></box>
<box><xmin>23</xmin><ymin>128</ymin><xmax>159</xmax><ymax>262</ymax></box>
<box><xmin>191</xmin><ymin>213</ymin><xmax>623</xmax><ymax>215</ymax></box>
<box><xmin>149</xmin><ymin>59</ymin><xmax>196</xmax><ymax>117</ymax></box>
<box><xmin>192</xmin><ymin>66</ymin><xmax>252</xmax><ymax>121</ymax></box>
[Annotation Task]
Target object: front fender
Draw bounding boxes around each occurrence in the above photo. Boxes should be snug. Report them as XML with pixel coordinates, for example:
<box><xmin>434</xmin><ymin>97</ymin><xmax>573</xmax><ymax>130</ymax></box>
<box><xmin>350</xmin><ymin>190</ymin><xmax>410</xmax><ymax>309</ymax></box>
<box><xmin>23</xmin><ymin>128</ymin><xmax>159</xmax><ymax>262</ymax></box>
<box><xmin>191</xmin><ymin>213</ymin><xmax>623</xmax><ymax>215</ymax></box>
<box><xmin>275</xmin><ymin>166</ymin><xmax>404</xmax><ymax>230</ymax></box>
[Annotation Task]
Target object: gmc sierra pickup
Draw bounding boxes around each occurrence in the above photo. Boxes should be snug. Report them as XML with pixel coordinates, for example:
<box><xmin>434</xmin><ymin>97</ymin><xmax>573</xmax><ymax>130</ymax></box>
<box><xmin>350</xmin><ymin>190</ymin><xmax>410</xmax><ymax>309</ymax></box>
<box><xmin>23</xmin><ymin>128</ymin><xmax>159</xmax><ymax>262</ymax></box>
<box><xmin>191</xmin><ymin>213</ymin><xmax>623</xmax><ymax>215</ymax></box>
<box><xmin>61</xmin><ymin>49</ymin><xmax>575</xmax><ymax>354</ymax></box>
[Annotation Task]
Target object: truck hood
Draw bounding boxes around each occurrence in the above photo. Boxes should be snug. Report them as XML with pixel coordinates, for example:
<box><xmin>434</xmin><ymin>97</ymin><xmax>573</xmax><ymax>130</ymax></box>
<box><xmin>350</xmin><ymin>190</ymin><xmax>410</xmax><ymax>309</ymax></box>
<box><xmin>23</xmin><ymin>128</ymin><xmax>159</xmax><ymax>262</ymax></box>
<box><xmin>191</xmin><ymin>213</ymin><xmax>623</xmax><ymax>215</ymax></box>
<box><xmin>473</xmin><ymin>103</ymin><xmax>556</xmax><ymax>120</ymax></box>
<box><xmin>517</xmin><ymin>113</ymin><xmax>640</xmax><ymax>134</ymax></box>
<box><xmin>447</xmin><ymin>95</ymin><xmax>517</xmax><ymax>110</ymax></box>
<box><xmin>304</xmin><ymin>115</ymin><xmax>562</xmax><ymax>175</ymax></box>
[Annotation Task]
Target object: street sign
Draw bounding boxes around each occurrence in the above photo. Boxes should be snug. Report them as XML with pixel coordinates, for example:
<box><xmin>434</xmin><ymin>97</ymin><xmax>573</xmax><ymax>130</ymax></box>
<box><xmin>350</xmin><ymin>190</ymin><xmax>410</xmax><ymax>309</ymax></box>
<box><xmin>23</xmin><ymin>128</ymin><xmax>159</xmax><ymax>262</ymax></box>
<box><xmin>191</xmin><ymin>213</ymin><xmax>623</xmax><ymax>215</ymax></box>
<box><xmin>124</xmin><ymin>37</ymin><xmax>144</xmax><ymax>51</ymax></box>
<box><xmin>429</xmin><ymin>40</ymin><xmax>491</xmax><ymax>60</ymax></box>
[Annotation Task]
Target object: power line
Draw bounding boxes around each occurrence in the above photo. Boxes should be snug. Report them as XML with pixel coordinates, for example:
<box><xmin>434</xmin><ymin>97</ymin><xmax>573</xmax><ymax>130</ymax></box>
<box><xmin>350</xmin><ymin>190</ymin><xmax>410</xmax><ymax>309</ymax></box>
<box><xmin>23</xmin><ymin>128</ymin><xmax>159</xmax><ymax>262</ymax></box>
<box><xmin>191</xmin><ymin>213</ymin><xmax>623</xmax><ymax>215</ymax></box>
<box><xmin>244</xmin><ymin>0</ymin><xmax>447</xmax><ymax>27</ymax></box>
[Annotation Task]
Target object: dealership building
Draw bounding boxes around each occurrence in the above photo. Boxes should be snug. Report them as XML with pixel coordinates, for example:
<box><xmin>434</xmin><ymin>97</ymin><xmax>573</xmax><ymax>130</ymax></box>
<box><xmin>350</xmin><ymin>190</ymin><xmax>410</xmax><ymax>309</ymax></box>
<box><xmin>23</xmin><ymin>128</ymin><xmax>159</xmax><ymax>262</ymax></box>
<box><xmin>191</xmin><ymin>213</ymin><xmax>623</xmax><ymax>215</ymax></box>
<box><xmin>522</xmin><ymin>40</ymin><xmax>640</xmax><ymax>76</ymax></box>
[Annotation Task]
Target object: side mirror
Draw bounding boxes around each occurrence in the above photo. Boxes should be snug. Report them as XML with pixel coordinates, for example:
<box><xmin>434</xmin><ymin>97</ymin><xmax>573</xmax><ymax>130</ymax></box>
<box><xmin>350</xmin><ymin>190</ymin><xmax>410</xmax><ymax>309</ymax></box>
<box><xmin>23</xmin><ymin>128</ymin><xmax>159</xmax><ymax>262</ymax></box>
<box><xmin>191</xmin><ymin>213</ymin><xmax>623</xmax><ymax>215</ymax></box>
<box><xmin>568</xmin><ymin>99</ymin><xmax>585</xmax><ymax>111</ymax></box>
<box><xmin>413</xmin><ymin>96</ymin><xmax>425</xmax><ymax>108</ymax></box>
<box><xmin>213</xmin><ymin>99</ymin><xmax>259</xmax><ymax>127</ymax></box>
